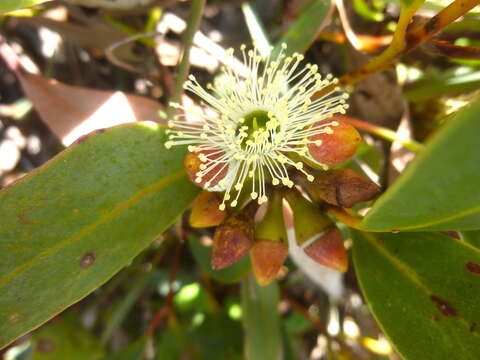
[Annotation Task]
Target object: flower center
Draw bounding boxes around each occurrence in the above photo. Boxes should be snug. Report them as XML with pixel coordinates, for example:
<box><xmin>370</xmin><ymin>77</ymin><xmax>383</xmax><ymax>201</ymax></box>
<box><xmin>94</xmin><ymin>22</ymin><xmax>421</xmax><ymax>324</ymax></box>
<box><xmin>237</xmin><ymin>110</ymin><xmax>277</xmax><ymax>150</ymax></box>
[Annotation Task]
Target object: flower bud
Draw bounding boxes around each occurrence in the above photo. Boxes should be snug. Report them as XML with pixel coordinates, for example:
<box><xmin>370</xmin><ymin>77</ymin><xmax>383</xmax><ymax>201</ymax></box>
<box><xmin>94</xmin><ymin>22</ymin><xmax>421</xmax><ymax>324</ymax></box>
<box><xmin>307</xmin><ymin>119</ymin><xmax>361</xmax><ymax>166</ymax></box>
<box><xmin>211</xmin><ymin>212</ymin><xmax>254</xmax><ymax>270</ymax></box>
<box><xmin>251</xmin><ymin>192</ymin><xmax>289</xmax><ymax>286</ymax></box>
<box><xmin>306</xmin><ymin>169</ymin><xmax>381</xmax><ymax>208</ymax></box>
<box><xmin>304</xmin><ymin>226</ymin><xmax>348</xmax><ymax>273</ymax></box>
<box><xmin>184</xmin><ymin>150</ymin><xmax>227</xmax><ymax>188</ymax></box>
<box><xmin>250</xmin><ymin>241</ymin><xmax>288</xmax><ymax>286</ymax></box>
<box><xmin>285</xmin><ymin>189</ymin><xmax>331</xmax><ymax>246</ymax></box>
<box><xmin>189</xmin><ymin>191</ymin><xmax>227</xmax><ymax>228</ymax></box>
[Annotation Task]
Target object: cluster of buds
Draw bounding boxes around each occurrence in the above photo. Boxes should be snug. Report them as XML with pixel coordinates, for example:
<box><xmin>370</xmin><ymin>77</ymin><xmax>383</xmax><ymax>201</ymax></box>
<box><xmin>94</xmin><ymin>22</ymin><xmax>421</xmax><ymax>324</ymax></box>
<box><xmin>189</xmin><ymin>166</ymin><xmax>380</xmax><ymax>285</ymax></box>
<box><xmin>166</xmin><ymin>43</ymin><xmax>381</xmax><ymax>285</ymax></box>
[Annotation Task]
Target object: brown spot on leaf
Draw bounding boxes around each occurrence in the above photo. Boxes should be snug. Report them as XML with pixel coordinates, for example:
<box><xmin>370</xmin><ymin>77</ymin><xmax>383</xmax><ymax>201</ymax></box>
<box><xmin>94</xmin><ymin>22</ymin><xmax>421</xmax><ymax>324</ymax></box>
<box><xmin>430</xmin><ymin>295</ymin><xmax>457</xmax><ymax>317</ymax></box>
<box><xmin>80</xmin><ymin>252</ymin><xmax>96</xmax><ymax>268</ymax></box>
<box><xmin>442</xmin><ymin>231</ymin><xmax>460</xmax><ymax>239</ymax></box>
<box><xmin>37</xmin><ymin>338</ymin><xmax>56</xmax><ymax>353</ymax></box>
<box><xmin>466</xmin><ymin>262</ymin><xmax>480</xmax><ymax>275</ymax></box>
<box><xmin>470</xmin><ymin>322</ymin><xmax>477</xmax><ymax>333</ymax></box>
<box><xmin>431</xmin><ymin>315</ymin><xmax>439</xmax><ymax>322</ymax></box>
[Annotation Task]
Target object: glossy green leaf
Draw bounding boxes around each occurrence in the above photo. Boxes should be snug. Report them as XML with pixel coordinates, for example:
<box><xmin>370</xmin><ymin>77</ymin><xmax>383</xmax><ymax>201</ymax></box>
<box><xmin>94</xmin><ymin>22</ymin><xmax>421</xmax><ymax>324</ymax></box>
<box><xmin>463</xmin><ymin>231</ymin><xmax>480</xmax><ymax>249</ymax></box>
<box><xmin>31</xmin><ymin>314</ymin><xmax>103</xmax><ymax>360</ymax></box>
<box><xmin>271</xmin><ymin>0</ymin><xmax>331</xmax><ymax>57</ymax></box>
<box><xmin>0</xmin><ymin>0</ymin><xmax>47</xmax><ymax>13</ymax></box>
<box><xmin>242</xmin><ymin>275</ymin><xmax>282</xmax><ymax>360</ymax></box>
<box><xmin>353</xmin><ymin>231</ymin><xmax>480</xmax><ymax>360</ymax></box>
<box><xmin>188</xmin><ymin>236</ymin><xmax>251</xmax><ymax>284</ymax></box>
<box><xmin>362</xmin><ymin>96</ymin><xmax>480</xmax><ymax>231</ymax></box>
<box><xmin>0</xmin><ymin>122</ymin><xmax>199</xmax><ymax>349</ymax></box>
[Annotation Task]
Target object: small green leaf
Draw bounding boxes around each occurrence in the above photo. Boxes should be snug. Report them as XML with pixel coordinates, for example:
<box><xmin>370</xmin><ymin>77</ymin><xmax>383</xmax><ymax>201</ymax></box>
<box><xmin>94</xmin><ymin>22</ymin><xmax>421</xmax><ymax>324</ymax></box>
<box><xmin>271</xmin><ymin>0</ymin><xmax>331</xmax><ymax>57</ymax></box>
<box><xmin>362</xmin><ymin>96</ymin><xmax>480</xmax><ymax>231</ymax></box>
<box><xmin>188</xmin><ymin>236</ymin><xmax>251</xmax><ymax>284</ymax></box>
<box><xmin>0</xmin><ymin>122</ymin><xmax>199</xmax><ymax>349</ymax></box>
<box><xmin>353</xmin><ymin>231</ymin><xmax>480</xmax><ymax>360</ymax></box>
<box><xmin>242</xmin><ymin>275</ymin><xmax>282</xmax><ymax>360</ymax></box>
<box><xmin>0</xmin><ymin>0</ymin><xmax>47</xmax><ymax>14</ymax></box>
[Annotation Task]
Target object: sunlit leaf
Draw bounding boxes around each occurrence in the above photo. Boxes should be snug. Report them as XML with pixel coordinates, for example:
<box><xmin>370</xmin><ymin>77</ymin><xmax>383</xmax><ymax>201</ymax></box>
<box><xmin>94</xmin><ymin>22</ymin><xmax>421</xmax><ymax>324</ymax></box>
<box><xmin>362</xmin><ymin>95</ymin><xmax>480</xmax><ymax>231</ymax></box>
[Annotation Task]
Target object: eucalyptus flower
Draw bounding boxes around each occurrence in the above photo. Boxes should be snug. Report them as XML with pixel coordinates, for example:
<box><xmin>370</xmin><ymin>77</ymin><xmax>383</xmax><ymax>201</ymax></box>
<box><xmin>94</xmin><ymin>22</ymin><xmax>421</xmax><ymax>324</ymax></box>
<box><xmin>165</xmin><ymin>44</ymin><xmax>350</xmax><ymax>210</ymax></box>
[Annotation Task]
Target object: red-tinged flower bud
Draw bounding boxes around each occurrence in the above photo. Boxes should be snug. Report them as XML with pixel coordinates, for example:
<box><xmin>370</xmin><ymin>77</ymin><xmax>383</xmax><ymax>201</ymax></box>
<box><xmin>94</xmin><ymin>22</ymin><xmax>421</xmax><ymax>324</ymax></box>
<box><xmin>285</xmin><ymin>189</ymin><xmax>332</xmax><ymax>246</ymax></box>
<box><xmin>184</xmin><ymin>150</ymin><xmax>228</xmax><ymax>188</ymax></box>
<box><xmin>307</xmin><ymin>118</ymin><xmax>361</xmax><ymax>166</ymax></box>
<box><xmin>212</xmin><ymin>212</ymin><xmax>254</xmax><ymax>270</ymax></box>
<box><xmin>189</xmin><ymin>191</ymin><xmax>227</xmax><ymax>228</ymax></box>
<box><xmin>251</xmin><ymin>192</ymin><xmax>289</xmax><ymax>285</ymax></box>
<box><xmin>250</xmin><ymin>241</ymin><xmax>288</xmax><ymax>286</ymax></box>
<box><xmin>304</xmin><ymin>226</ymin><xmax>348</xmax><ymax>273</ymax></box>
<box><xmin>306</xmin><ymin>169</ymin><xmax>381</xmax><ymax>208</ymax></box>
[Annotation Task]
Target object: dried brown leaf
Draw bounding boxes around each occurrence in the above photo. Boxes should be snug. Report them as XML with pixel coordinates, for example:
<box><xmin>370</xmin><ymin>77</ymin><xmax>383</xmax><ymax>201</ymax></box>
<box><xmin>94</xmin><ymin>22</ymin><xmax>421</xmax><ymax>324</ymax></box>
<box><xmin>17</xmin><ymin>70</ymin><xmax>163</xmax><ymax>146</ymax></box>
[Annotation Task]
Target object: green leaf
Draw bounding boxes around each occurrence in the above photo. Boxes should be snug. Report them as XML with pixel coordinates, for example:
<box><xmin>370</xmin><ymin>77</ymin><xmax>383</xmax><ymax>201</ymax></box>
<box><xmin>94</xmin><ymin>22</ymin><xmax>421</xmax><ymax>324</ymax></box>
<box><xmin>463</xmin><ymin>231</ymin><xmax>480</xmax><ymax>249</ymax></box>
<box><xmin>242</xmin><ymin>275</ymin><xmax>282</xmax><ymax>360</ymax></box>
<box><xmin>271</xmin><ymin>0</ymin><xmax>331</xmax><ymax>57</ymax></box>
<box><xmin>0</xmin><ymin>0</ymin><xmax>47</xmax><ymax>14</ymax></box>
<box><xmin>188</xmin><ymin>236</ymin><xmax>251</xmax><ymax>284</ymax></box>
<box><xmin>0</xmin><ymin>122</ymin><xmax>199</xmax><ymax>349</ymax></box>
<box><xmin>31</xmin><ymin>314</ymin><xmax>104</xmax><ymax>360</ymax></box>
<box><xmin>361</xmin><ymin>96</ymin><xmax>480</xmax><ymax>231</ymax></box>
<box><xmin>404</xmin><ymin>70</ymin><xmax>480</xmax><ymax>101</ymax></box>
<box><xmin>353</xmin><ymin>231</ymin><xmax>480</xmax><ymax>360</ymax></box>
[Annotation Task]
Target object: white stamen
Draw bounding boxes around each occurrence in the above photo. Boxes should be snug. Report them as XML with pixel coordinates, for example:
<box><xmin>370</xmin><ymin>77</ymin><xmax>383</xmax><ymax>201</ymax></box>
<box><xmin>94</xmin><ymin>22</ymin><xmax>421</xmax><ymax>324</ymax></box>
<box><xmin>165</xmin><ymin>43</ymin><xmax>349</xmax><ymax>210</ymax></box>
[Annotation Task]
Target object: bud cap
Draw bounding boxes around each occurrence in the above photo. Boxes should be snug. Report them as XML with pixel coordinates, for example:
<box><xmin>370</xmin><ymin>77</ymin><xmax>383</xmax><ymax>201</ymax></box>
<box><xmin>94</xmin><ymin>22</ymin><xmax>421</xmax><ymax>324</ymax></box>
<box><xmin>304</xmin><ymin>226</ymin><xmax>348</xmax><ymax>273</ymax></box>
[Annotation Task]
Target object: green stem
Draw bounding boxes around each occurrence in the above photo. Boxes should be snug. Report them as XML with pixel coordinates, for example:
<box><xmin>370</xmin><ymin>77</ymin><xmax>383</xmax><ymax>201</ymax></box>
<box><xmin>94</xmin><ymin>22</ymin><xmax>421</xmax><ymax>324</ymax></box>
<box><xmin>166</xmin><ymin>0</ymin><xmax>206</xmax><ymax>119</ymax></box>
<box><xmin>339</xmin><ymin>116</ymin><xmax>425</xmax><ymax>153</ymax></box>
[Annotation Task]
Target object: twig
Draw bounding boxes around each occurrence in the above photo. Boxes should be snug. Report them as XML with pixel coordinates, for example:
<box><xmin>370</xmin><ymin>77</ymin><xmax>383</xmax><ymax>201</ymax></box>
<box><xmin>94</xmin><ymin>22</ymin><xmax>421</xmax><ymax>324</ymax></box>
<box><xmin>338</xmin><ymin>115</ymin><xmax>425</xmax><ymax>153</ymax></box>
<box><xmin>425</xmin><ymin>40</ymin><xmax>480</xmax><ymax>59</ymax></box>
<box><xmin>166</xmin><ymin>0</ymin><xmax>206</xmax><ymax>119</ymax></box>
<box><xmin>334</xmin><ymin>0</ymin><xmax>362</xmax><ymax>50</ymax></box>
<box><xmin>282</xmin><ymin>290</ymin><xmax>327</xmax><ymax>334</ymax></box>
<box><xmin>105</xmin><ymin>31</ymin><xmax>163</xmax><ymax>74</ymax></box>
<box><xmin>313</xmin><ymin>0</ymin><xmax>479</xmax><ymax>98</ymax></box>
<box><xmin>327</xmin><ymin>206</ymin><xmax>363</xmax><ymax>230</ymax></box>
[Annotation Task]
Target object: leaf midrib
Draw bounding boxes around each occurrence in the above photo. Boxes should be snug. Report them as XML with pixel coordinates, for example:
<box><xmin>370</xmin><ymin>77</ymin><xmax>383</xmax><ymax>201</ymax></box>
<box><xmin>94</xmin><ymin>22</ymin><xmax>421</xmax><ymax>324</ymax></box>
<box><xmin>365</xmin><ymin>205</ymin><xmax>480</xmax><ymax>231</ymax></box>
<box><xmin>0</xmin><ymin>170</ymin><xmax>185</xmax><ymax>288</ymax></box>
<box><xmin>359</xmin><ymin>231</ymin><xmax>479</xmax><ymax>337</ymax></box>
